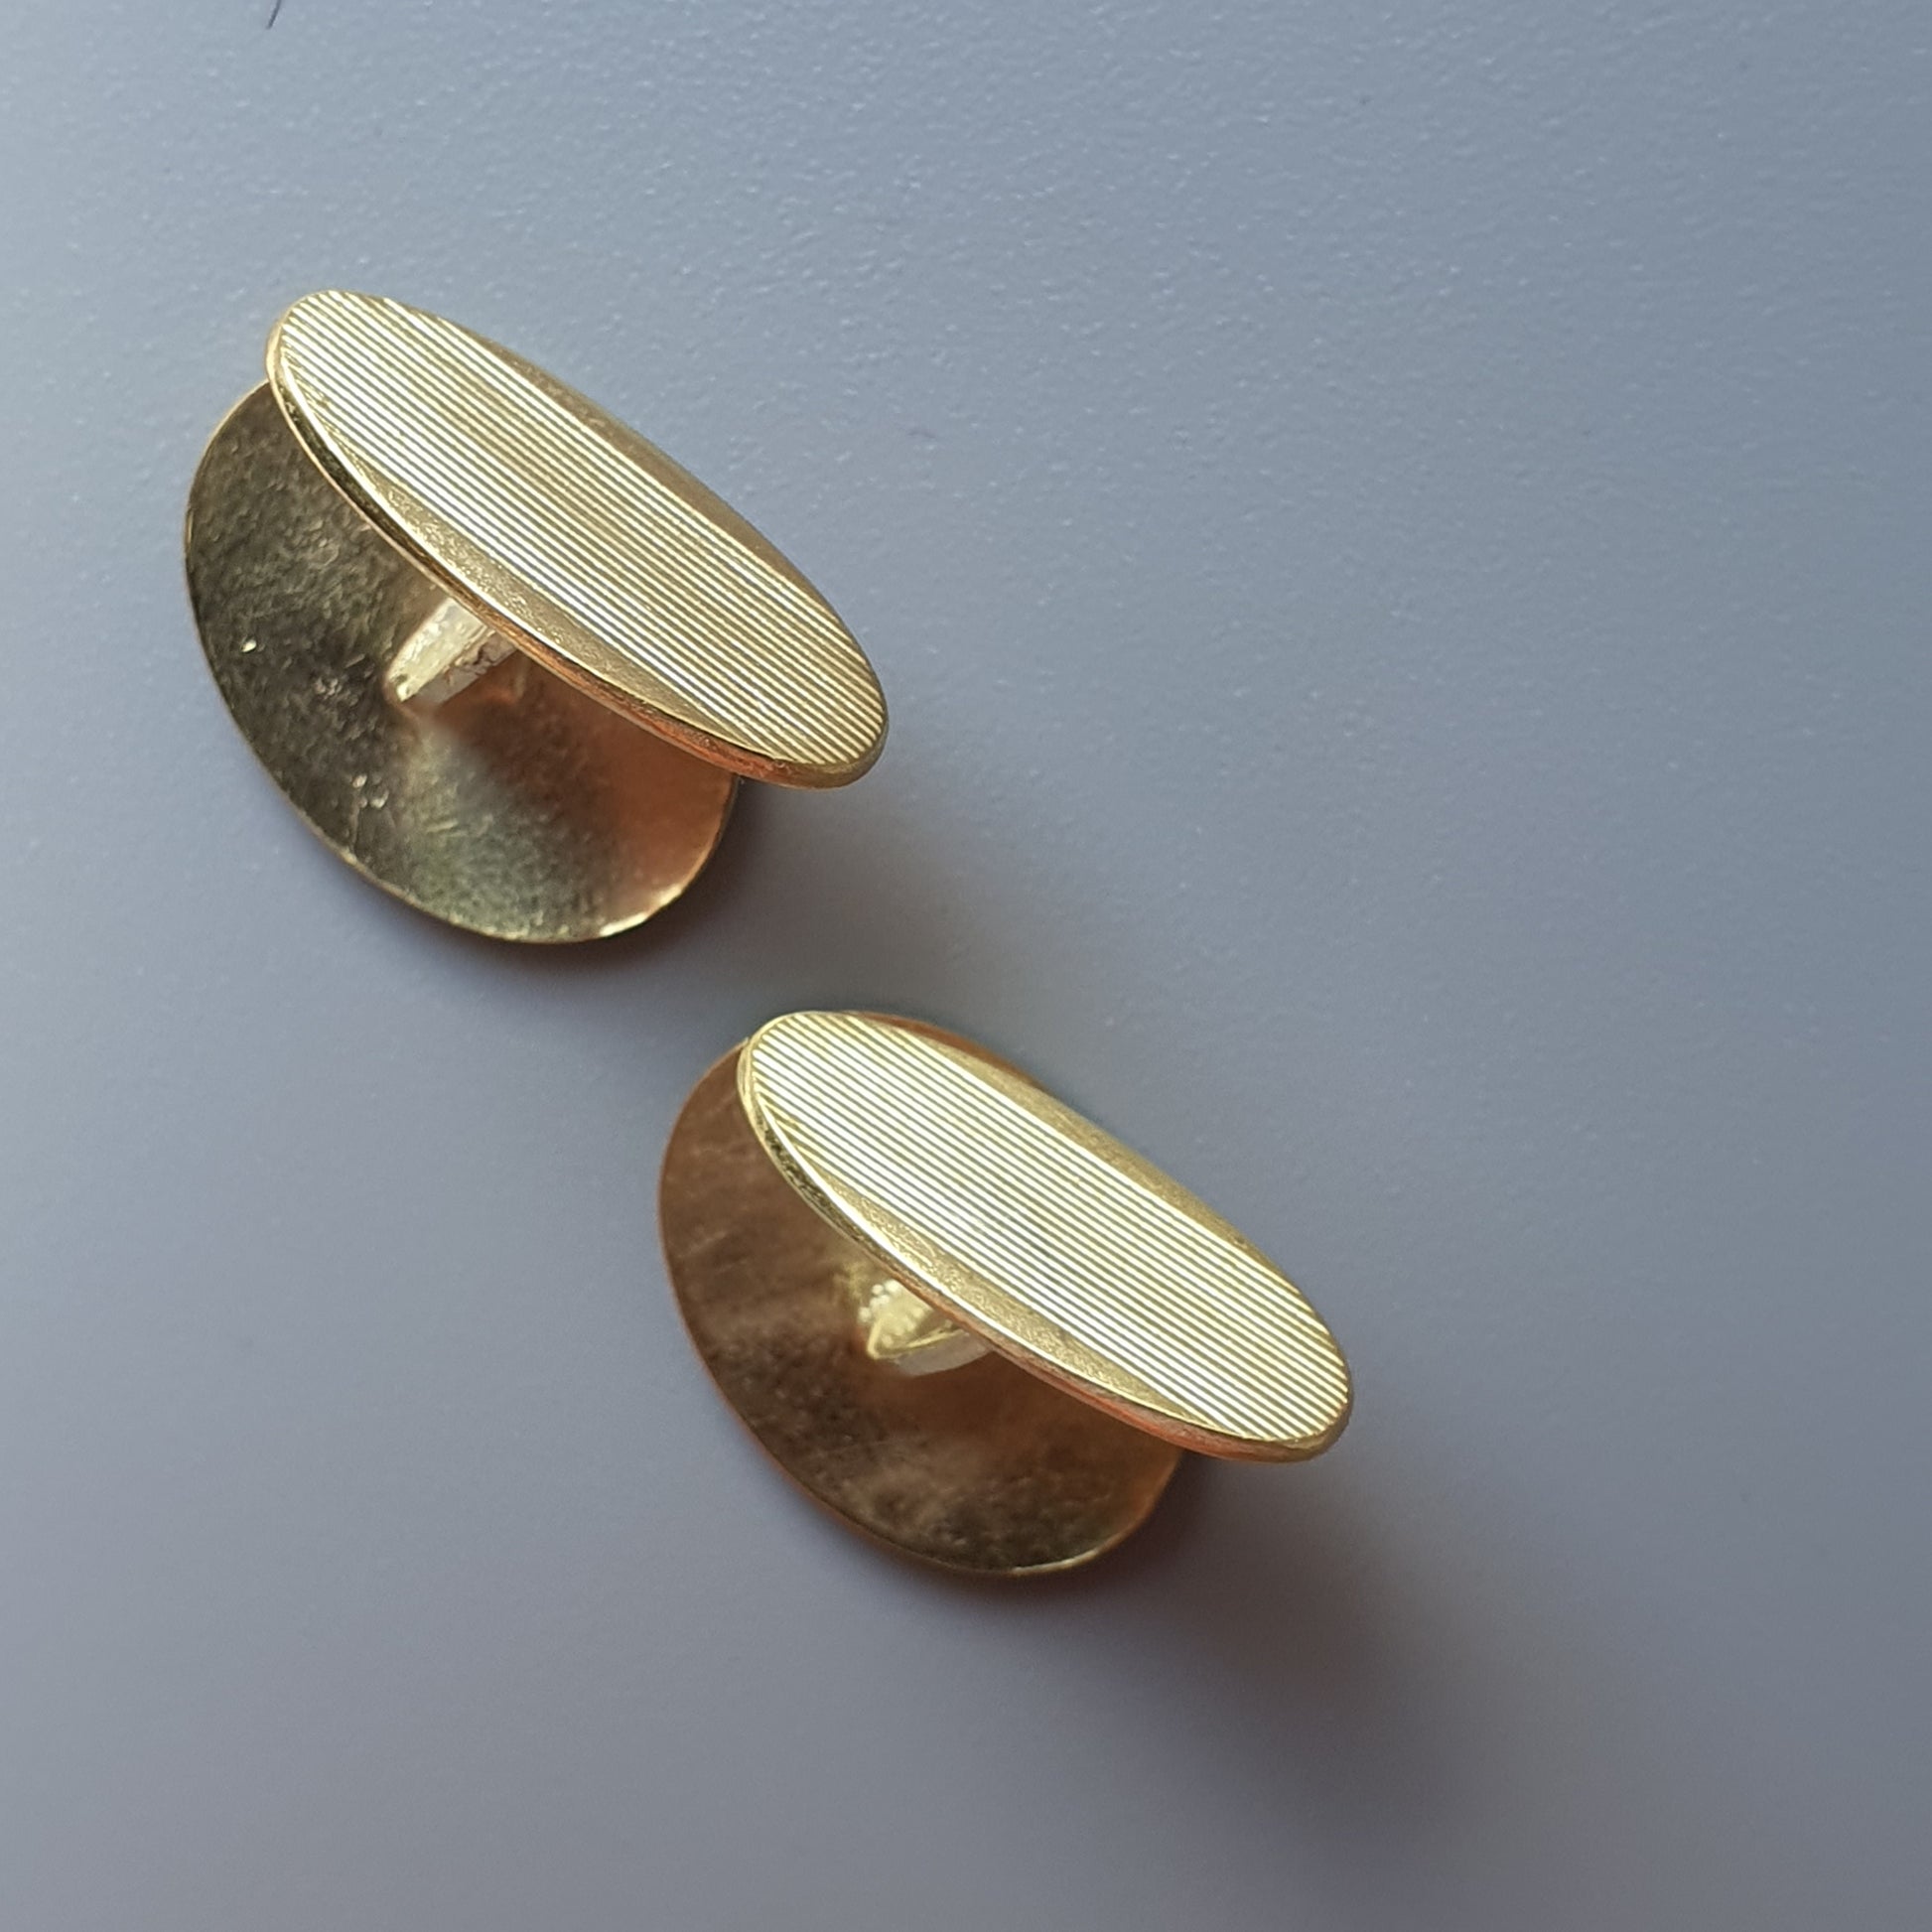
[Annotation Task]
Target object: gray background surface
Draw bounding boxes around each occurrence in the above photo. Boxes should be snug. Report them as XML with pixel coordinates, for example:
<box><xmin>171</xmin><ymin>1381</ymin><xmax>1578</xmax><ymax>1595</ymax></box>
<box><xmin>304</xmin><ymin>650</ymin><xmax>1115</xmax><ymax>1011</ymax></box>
<box><xmin>2</xmin><ymin>4</ymin><xmax>1928</xmax><ymax>1927</ymax></box>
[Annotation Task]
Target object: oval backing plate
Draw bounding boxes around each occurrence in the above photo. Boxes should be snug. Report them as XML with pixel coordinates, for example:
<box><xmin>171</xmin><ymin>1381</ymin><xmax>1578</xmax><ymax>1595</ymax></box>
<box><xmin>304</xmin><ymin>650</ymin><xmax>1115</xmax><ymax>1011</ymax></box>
<box><xmin>660</xmin><ymin>1026</ymin><xmax>1180</xmax><ymax>1576</ymax></box>
<box><xmin>187</xmin><ymin>385</ymin><xmax>738</xmax><ymax>942</ymax></box>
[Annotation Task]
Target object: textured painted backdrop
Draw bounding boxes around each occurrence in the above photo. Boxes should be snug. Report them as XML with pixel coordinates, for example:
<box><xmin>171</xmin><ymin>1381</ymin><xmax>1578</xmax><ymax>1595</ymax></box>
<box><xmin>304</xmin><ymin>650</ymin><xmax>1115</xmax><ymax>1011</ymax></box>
<box><xmin>2</xmin><ymin>4</ymin><xmax>1927</xmax><ymax>1927</ymax></box>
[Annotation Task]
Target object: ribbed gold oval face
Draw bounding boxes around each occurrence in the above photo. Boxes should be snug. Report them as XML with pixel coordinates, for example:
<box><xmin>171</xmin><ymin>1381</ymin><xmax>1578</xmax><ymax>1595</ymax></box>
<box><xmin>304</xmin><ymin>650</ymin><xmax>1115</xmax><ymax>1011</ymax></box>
<box><xmin>267</xmin><ymin>291</ymin><xmax>886</xmax><ymax>787</ymax></box>
<box><xmin>739</xmin><ymin>1013</ymin><xmax>1353</xmax><ymax>1460</ymax></box>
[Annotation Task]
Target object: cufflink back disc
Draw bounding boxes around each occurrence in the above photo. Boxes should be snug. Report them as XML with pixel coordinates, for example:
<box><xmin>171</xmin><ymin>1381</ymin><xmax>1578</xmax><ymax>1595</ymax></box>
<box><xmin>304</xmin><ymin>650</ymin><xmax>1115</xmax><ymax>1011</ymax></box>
<box><xmin>186</xmin><ymin>292</ymin><xmax>886</xmax><ymax>941</ymax></box>
<box><xmin>659</xmin><ymin>1013</ymin><xmax>1353</xmax><ymax>1576</ymax></box>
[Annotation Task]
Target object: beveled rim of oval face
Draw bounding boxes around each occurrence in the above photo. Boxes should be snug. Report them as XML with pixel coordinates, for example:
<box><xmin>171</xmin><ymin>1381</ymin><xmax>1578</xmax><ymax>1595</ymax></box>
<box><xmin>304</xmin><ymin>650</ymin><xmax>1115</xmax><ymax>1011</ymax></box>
<box><xmin>265</xmin><ymin>290</ymin><xmax>887</xmax><ymax>789</ymax></box>
<box><xmin>737</xmin><ymin>1012</ymin><xmax>1353</xmax><ymax>1461</ymax></box>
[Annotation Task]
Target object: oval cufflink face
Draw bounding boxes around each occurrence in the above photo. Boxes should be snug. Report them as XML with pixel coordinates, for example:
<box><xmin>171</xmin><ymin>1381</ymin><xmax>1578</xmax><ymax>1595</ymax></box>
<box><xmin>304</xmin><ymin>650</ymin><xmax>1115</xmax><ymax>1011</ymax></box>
<box><xmin>187</xmin><ymin>384</ymin><xmax>738</xmax><ymax>942</ymax></box>
<box><xmin>739</xmin><ymin>1013</ymin><xmax>1353</xmax><ymax>1460</ymax></box>
<box><xmin>660</xmin><ymin>1026</ymin><xmax>1181</xmax><ymax>1576</ymax></box>
<box><xmin>269</xmin><ymin>292</ymin><xmax>887</xmax><ymax>788</ymax></box>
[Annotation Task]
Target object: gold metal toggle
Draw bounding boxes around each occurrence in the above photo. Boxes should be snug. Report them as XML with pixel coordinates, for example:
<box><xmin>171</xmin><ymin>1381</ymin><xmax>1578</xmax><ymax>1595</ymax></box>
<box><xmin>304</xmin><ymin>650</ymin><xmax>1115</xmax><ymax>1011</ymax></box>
<box><xmin>855</xmin><ymin>1279</ymin><xmax>993</xmax><ymax>1377</ymax></box>
<box><xmin>384</xmin><ymin>601</ymin><xmax>518</xmax><ymax>710</ymax></box>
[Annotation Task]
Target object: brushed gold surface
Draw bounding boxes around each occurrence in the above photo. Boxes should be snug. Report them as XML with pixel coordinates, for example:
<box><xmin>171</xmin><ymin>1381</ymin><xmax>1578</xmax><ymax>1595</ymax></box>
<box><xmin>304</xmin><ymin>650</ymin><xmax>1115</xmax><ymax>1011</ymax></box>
<box><xmin>660</xmin><ymin>1032</ymin><xmax>1180</xmax><ymax>1576</ymax></box>
<box><xmin>739</xmin><ymin>1013</ymin><xmax>1352</xmax><ymax>1459</ymax></box>
<box><xmin>270</xmin><ymin>291</ymin><xmax>887</xmax><ymax>787</ymax></box>
<box><xmin>187</xmin><ymin>385</ymin><xmax>737</xmax><ymax>941</ymax></box>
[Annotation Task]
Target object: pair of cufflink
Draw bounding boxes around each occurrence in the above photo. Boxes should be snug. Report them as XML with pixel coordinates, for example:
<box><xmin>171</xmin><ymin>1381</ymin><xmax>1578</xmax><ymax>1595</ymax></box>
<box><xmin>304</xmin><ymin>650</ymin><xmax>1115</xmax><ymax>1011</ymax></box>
<box><xmin>186</xmin><ymin>292</ymin><xmax>1351</xmax><ymax>1575</ymax></box>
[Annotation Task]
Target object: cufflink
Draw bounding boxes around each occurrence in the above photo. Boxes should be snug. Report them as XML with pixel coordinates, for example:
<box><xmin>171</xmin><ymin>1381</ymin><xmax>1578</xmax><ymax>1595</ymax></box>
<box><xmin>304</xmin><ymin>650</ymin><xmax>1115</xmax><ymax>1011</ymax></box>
<box><xmin>659</xmin><ymin>1012</ymin><xmax>1352</xmax><ymax>1576</ymax></box>
<box><xmin>186</xmin><ymin>292</ymin><xmax>886</xmax><ymax>941</ymax></box>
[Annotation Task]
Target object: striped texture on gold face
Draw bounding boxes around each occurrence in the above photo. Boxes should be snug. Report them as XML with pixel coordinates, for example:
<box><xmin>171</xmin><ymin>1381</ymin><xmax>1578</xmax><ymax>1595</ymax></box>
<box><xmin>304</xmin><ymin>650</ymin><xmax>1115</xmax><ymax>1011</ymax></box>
<box><xmin>268</xmin><ymin>291</ymin><xmax>885</xmax><ymax>787</ymax></box>
<box><xmin>738</xmin><ymin>1013</ymin><xmax>1352</xmax><ymax>1459</ymax></box>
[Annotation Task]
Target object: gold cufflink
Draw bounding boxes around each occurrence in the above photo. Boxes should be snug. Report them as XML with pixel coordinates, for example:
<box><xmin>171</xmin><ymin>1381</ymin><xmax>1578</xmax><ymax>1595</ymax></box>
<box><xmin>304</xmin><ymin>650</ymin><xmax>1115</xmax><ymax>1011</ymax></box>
<box><xmin>186</xmin><ymin>292</ymin><xmax>887</xmax><ymax>941</ymax></box>
<box><xmin>660</xmin><ymin>1011</ymin><xmax>1352</xmax><ymax>1576</ymax></box>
